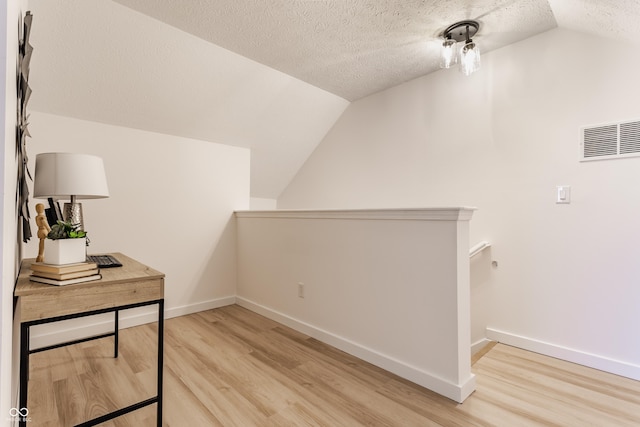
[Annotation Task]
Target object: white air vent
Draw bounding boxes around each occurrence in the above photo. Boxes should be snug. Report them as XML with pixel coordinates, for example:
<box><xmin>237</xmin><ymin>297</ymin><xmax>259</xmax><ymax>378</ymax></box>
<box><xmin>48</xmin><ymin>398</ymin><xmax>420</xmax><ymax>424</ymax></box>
<box><xmin>581</xmin><ymin>120</ymin><xmax>640</xmax><ymax>161</ymax></box>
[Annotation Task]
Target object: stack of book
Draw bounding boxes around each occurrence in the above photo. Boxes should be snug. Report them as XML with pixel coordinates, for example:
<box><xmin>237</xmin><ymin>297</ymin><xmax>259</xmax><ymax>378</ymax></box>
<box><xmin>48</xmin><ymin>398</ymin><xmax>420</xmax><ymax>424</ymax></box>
<box><xmin>30</xmin><ymin>261</ymin><xmax>101</xmax><ymax>286</ymax></box>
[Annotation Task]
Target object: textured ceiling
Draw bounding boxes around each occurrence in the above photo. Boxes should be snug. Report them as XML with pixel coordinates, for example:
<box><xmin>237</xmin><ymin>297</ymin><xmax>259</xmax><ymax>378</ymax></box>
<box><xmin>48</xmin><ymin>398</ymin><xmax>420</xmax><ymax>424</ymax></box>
<box><xmin>113</xmin><ymin>0</ymin><xmax>558</xmax><ymax>101</ymax></box>
<box><xmin>549</xmin><ymin>0</ymin><xmax>640</xmax><ymax>44</ymax></box>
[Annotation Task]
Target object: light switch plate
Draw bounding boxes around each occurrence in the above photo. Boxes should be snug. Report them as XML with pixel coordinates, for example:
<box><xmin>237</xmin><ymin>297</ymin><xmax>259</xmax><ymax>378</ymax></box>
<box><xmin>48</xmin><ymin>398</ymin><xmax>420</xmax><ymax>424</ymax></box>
<box><xmin>556</xmin><ymin>186</ymin><xmax>571</xmax><ymax>204</ymax></box>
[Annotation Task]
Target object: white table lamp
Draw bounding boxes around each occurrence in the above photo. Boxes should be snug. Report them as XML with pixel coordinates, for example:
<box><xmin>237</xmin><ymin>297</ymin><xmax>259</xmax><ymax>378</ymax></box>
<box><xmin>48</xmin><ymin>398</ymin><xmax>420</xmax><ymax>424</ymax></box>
<box><xmin>33</xmin><ymin>153</ymin><xmax>109</xmax><ymax>230</ymax></box>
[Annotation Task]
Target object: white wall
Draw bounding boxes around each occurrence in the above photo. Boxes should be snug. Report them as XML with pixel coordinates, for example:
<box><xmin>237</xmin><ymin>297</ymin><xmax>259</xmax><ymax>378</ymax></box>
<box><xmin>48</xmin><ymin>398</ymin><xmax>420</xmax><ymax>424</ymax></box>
<box><xmin>278</xmin><ymin>28</ymin><xmax>640</xmax><ymax>379</ymax></box>
<box><xmin>22</xmin><ymin>112</ymin><xmax>250</xmax><ymax>345</ymax></box>
<box><xmin>249</xmin><ymin>197</ymin><xmax>277</xmax><ymax>210</ymax></box>
<box><xmin>236</xmin><ymin>208</ymin><xmax>475</xmax><ymax>402</ymax></box>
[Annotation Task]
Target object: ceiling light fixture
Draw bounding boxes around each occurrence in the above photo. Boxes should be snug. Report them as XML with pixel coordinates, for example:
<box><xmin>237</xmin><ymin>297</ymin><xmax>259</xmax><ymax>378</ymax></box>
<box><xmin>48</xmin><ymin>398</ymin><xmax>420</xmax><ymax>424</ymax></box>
<box><xmin>440</xmin><ymin>20</ymin><xmax>481</xmax><ymax>76</ymax></box>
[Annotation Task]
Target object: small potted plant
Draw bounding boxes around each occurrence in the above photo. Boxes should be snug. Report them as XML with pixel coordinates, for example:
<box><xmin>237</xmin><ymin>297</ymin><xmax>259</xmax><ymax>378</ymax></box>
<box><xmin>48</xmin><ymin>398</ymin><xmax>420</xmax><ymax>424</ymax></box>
<box><xmin>44</xmin><ymin>220</ymin><xmax>88</xmax><ymax>265</ymax></box>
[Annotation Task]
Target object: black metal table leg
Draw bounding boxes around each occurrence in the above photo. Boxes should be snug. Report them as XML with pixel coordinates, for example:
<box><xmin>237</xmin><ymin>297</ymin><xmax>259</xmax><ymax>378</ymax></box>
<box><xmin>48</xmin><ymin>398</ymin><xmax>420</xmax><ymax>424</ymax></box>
<box><xmin>157</xmin><ymin>300</ymin><xmax>164</xmax><ymax>427</ymax></box>
<box><xmin>20</xmin><ymin>300</ymin><xmax>163</xmax><ymax>426</ymax></box>
<box><xmin>19</xmin><ymin>323</ymin><xmax>29</xmax><ymax>427</ymax></box>
<box><xmin>114</xmin><ymin>309</ymin><xmax>119</xmax><ymax>358</ymax></box>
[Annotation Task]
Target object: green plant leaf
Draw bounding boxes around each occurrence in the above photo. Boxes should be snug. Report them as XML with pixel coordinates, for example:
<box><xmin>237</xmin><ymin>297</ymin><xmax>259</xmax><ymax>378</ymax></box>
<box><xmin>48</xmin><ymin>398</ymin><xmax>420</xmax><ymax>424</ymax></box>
<box><xmin>46</xmin><ymin>220</ymin><xmax>88</xmax><ymax>239</ymax></box>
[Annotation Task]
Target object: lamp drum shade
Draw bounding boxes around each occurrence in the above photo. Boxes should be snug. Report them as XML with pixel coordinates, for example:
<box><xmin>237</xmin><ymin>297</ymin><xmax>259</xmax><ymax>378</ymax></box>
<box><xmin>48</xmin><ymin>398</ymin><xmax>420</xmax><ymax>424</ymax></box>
<box><xmin>34</xmin><ymin>153</ymin><xmax>109</xmax><ymax>199</ymax></box>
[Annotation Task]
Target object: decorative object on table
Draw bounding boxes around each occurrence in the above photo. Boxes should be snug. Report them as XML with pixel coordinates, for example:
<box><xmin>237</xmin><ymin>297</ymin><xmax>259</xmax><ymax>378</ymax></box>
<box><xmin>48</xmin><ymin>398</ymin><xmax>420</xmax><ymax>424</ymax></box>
<box><xmin>43</xmin><ymin>220</ymin><xmax>88</xmax><ymax>265</ymax></box>
<box><xmin>17</xmin><ymin>11</ymin><xmax>34</xmax><ymax>243</ymax></box>
<box><xmin>47</xmin><ymin>219</ymin><xmax>87</xmax><ymax>240</ymax></box>
<box><xmin>28</xmin><ymin>272</ymin><xmax>102</xmax><ymax>286</ymax></box>
<box><xmin>30</xmin><ymin>260</ymin><xmax>100</xmax><ymax>286</ymax></box>
<box><xmin>30</xmin><ymin>261</ymin><xmax>97</xmax><ymax>274</ymax></box>
<box><xmin>44</xmin><ymin>197</ymin><xmax>63</xmax><ymax>228</ymax></box>
<box><xmin>33</xmin><ymin>152</ymin><xmax>109</xmax><ymax>231</ymax></box>
<box><xmin>35</xmin><ymin>203</ymin><xmax>51</xmax><ymax>262</ymax></box>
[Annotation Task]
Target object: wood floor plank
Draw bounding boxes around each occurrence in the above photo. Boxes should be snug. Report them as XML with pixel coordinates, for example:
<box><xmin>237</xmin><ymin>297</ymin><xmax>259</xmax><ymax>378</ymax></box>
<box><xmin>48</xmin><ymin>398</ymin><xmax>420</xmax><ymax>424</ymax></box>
<box><xmin>163</xmin><ymin>326</ymin><xmax>270</xmax><ymax>426</ymax></box>
<box><xmin>294</xmin><ymin>359</ymin><xmax>429</xmax><ymax>426</ymax></box>
<box><xmin>265</xmin><ymin>401</ymin><xmax>337</xmax><ymax>427</ymax></box>
<box><xmin>162</xmin><ymin>365</ymin><xmax>225</xmax><ymax>427</ymax></box>
<box><xmin>26</xmin><ymin>304</ymin><xmax>640</xmax><ymax>426</ymax></box>
<box><xmin>377</xmin><ymin>378</ymin><xmax>491</xmax><ymax>427</ymax></box>
<box><xmin>473</xmin><ymin>344</ymin><xmax>640</xmax><ymax>426</ymax></box>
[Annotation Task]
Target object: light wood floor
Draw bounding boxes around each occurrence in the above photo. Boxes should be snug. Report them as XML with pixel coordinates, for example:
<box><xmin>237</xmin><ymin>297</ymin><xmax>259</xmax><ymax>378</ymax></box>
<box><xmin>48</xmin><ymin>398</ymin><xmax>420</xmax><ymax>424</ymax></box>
<box><xmin>27</xmin><ymin>305</ymin><xmax>640</xmax><ymax>426</ymax></box>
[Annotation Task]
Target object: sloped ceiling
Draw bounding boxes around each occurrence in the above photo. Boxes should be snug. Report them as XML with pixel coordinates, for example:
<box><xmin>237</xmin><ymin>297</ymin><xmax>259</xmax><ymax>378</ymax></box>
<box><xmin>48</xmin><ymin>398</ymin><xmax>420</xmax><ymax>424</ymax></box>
<box><xmin>27</xmin><ymin>0</ymin><xmax>349</xmax><ymax>200</ymax></box>
<box><xmin>113</xmin><ymin>0</ymin><xmax>558</xmax><ymax>102</ymax></box>
<box><xmin>26</xmin><ymin>0</ymin><xmax>640</xmax><ymax>199</ymax></box>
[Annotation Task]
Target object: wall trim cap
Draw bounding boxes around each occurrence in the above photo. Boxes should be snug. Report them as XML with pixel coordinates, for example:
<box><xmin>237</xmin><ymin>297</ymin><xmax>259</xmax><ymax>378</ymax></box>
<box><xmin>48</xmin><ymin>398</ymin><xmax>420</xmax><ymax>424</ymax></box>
<box><xmin>235</xmin><ymin>207</ymin><xmax>476</xmax><ymax>221</ymax></box>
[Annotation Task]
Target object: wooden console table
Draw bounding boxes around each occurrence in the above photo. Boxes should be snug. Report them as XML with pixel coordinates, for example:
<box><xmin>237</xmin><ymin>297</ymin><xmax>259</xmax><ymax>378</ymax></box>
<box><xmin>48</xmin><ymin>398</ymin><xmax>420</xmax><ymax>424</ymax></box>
<box><xmin>14</xmin><ymin>252</ymin><xmax>165</xmax><ymax>427</ymax></box>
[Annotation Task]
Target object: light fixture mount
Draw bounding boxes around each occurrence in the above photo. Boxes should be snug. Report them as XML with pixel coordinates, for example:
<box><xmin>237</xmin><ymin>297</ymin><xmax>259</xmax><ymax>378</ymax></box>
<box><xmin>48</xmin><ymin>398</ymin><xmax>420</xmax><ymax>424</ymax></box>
<box><xmin>442</xmin><ymin>20</ymin><xmax>480</xmax><ymax>42</ymax></box>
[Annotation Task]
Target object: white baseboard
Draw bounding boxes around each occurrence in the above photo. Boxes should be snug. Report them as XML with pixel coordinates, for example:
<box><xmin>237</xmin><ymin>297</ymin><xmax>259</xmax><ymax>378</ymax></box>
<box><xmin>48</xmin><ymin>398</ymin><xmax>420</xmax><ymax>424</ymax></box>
<box><xmin>486</xmin><ymin>327</ymin><xmax>640</xmax><ymax>381</ymax></box>
<box><xmin>471</xmin><ymin>338</ymin><xmax>493</xmax><ymax>355</ymax></box>
<box><xmin>236</xmin><ymin>297</ymin><xmax>475</xmax><ymax>403</ymax></box>
<box><xmin>167</xmin><ymin>296</ymin><xmax>236</xmax><ymax>318</ymax></box>
<box><xmin>29</xmin><ymin>296</ymin><xmax>236</xmax><ymax>350</ymax></box>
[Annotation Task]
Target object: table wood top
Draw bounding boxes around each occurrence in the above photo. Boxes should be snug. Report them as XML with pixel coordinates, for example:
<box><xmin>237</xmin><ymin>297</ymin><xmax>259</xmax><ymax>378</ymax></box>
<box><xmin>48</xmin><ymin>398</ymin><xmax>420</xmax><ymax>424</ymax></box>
<box><xmin>15</xmin><ymin>253</ymin><xmax>165</xmax><ymax>322</ymax></box>
<box><xmin>15</xmin><ymin>252</ymin><xmax>164</xmax><ymax>297</ymax></box>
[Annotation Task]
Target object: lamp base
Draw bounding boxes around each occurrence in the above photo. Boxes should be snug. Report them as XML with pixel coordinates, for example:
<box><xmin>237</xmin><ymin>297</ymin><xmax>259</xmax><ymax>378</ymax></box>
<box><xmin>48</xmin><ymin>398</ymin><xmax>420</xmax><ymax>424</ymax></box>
<box><xmin>63</xmin><ymin>202</ymin><xmax>84</xmax><ymax>230</ymax></box>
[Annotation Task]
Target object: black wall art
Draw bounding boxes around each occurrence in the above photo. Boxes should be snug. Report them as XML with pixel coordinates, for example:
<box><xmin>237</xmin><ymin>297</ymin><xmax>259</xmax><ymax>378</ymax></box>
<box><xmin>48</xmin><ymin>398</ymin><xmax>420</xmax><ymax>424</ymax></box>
<box><xmin>17</xmin><ymin>11</ymin><xmax>33</xmax><ymax>243</ymax></box>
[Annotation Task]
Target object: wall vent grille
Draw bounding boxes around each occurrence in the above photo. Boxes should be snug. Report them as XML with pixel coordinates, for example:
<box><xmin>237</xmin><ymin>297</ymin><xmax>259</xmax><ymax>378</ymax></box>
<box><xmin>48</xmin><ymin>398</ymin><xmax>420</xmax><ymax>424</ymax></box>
<box><xmin>581</xmin><ymin>120</ymin><xmax>640</xmax><ymax>161</ymax></box>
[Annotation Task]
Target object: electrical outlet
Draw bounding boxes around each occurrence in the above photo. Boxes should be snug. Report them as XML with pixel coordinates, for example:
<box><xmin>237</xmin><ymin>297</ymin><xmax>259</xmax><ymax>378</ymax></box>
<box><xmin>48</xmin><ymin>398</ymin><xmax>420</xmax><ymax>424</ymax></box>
<box><xmin>298</xmin><ymin>282</ymin><xmax>304</xmax><ymax>298</ymax></box>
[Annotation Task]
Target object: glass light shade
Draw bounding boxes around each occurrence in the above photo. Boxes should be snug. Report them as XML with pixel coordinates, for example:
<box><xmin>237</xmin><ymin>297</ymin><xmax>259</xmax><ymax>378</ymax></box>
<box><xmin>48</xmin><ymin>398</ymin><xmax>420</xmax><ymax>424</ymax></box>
<box><xmin>460</xmin><ymin>41</ymin><xmax>481</xmax><ymax>76</ymax></box>
<box><xmin>440</xmin><ymin>38</ymin><xmax>457</xmax><ymax>69</ymax></box>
